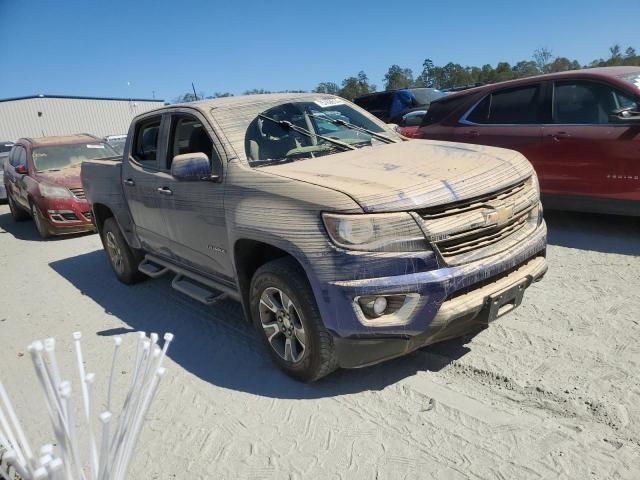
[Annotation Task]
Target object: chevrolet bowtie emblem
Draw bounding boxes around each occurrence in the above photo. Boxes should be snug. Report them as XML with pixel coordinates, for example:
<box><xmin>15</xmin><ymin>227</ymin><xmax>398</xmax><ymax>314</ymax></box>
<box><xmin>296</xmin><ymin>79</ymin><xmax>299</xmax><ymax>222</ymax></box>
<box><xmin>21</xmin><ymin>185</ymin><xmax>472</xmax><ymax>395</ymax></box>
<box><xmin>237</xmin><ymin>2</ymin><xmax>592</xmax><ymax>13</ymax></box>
<box><xmin>484</xmin><ymin>203</ymin><xmax>514</xmax><ymax>227</ymax></box>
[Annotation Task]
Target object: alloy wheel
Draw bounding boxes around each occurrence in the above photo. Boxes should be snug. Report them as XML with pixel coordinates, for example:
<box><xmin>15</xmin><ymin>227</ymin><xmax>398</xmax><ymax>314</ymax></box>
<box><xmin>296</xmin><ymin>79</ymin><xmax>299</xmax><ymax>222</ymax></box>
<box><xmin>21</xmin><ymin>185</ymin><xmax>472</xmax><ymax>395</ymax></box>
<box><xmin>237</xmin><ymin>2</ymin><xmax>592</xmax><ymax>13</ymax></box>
<box><xmin>258</xmin><ymin>287</ymin><xmax>307</xmax><ymax>363</ymax></box>
<box><xmin>105</xmin><ymin>231</ymin><xmax>125</xmax><ymax>274</ymax></box>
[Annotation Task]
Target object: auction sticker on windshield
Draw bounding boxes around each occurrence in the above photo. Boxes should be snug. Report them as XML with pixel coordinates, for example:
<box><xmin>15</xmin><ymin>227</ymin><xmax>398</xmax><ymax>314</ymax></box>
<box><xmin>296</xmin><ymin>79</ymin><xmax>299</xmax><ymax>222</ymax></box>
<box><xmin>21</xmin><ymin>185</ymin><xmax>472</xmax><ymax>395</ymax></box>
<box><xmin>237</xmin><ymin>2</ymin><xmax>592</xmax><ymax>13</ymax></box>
<box><xmin>314</xmin><ymin>98</ymin><xmax>345</xmax><ymax>108</ymax></box>
<box><xmin>87</xmin><ymin>144</ymin><xmax>105</xmax><ymax>148</ymax></box>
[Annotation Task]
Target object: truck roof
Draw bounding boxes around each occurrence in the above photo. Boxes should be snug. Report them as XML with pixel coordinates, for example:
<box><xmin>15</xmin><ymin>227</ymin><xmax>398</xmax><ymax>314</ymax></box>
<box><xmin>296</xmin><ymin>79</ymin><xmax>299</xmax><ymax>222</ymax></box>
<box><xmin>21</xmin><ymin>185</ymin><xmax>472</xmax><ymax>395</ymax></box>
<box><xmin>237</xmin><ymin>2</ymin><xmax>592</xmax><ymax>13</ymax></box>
<box><xmin>148</xmin><ymin>93</ymin><xmax>331</xmax><ymax>116</ymax></box>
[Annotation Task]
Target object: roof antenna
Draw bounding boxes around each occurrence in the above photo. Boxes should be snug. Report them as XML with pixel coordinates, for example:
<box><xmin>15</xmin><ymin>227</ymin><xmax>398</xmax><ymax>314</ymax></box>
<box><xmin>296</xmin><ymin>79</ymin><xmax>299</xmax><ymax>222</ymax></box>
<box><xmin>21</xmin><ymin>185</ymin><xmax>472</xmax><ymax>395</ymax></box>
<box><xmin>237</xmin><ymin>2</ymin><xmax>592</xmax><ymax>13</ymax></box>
<box><xmin>191</xmin><ymin>82</ymin><xmax>198</xmax><ymax>101</ymax></box>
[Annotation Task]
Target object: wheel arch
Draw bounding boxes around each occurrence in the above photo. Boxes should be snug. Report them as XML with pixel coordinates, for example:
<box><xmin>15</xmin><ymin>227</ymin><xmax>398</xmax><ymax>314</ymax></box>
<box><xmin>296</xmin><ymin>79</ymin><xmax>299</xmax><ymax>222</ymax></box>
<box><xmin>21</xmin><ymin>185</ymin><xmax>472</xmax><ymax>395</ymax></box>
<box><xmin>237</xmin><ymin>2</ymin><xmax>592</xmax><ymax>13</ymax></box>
<box><xmin>233</xmin><ymin>239</ymin><xmax>310</xmax><ymax>323</ymax></box>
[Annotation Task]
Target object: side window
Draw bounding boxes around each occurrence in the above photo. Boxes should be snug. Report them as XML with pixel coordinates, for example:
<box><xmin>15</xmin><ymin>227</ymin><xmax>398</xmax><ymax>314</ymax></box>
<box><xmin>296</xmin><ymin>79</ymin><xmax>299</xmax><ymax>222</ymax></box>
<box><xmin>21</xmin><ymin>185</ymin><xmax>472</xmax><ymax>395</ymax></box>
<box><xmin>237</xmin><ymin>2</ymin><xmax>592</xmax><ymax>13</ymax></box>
<box><xmin>9</xmin><ymin>147</ymin><xmax>26</xmax><ymax>167</ymax></box>
<box><xmin>132</xmin><ymin>117</ymin><xmax>161</xmax><ymax>164</ymax></box>
<box><xmin>166</xmin><ymin>115</ymin><xmax>216</xmax><ymax>170</ymax></box>
<box><xmin>467</xmin><ymin>85</ymin><xmax>543</xmax><ymax>124</ymax></box>
<box><xmin>553</xmin><ymin>80</ymin><xmax>634</xmax><ymax>124</ymax></box>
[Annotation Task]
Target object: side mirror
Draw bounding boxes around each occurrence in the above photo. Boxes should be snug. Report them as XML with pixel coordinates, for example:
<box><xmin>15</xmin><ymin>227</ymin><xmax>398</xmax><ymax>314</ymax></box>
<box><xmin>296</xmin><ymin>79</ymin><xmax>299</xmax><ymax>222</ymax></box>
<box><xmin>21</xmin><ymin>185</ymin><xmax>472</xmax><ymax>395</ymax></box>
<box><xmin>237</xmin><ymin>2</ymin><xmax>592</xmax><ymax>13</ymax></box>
<box><xmin>609</xmin><ymin>107</ymin><xmax>640</xmax><ymax>124</ymax></box>
<box><xmin>170</xmin><ymin>152</ymin><xmax>217</xmax><ymax>181</ymax></box>
<box><xmin>15</xmin><ymin>164</ymin><xmax>27</xmax><ymax>175</ymax></box>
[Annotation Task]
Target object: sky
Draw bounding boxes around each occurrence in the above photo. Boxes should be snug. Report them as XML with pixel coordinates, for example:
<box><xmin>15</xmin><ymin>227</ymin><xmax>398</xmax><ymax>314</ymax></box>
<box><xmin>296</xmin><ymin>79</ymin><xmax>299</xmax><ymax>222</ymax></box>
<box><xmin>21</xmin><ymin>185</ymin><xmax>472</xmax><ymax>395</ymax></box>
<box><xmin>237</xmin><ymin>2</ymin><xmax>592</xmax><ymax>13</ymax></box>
<box><xmin>1</xmin><ymin>0</ymin><xmax>639</xmax><ymax>102</ymax></box>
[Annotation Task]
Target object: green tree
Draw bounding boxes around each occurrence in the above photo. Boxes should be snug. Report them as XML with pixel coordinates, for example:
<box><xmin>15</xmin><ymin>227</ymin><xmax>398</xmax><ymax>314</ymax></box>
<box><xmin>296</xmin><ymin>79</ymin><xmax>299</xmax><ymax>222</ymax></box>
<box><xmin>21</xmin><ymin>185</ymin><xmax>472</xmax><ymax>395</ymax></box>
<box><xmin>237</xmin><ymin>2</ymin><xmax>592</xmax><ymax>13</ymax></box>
<box><xmin>314</xmin><ymin>82</ymin><xmax>340</xmax><ymax>94</ymax></box>
<box><xmin>338</xmin><ymin>71</ymin><xmax>376</xmax><ymax>100</ymax></box>
<box><xmin>512</xmin><ymin>60</ymin><xmax>540</xmax><ymax>78</ymax></box>
<box><xmin>383</xmin><ymin>64</ymin><xmax>414</xmax><ymax>90</ymax></box>
<box><xmin>415</xmin><ymin>58</ymin><xmax>435</xmax><ymax>87</ymax></box>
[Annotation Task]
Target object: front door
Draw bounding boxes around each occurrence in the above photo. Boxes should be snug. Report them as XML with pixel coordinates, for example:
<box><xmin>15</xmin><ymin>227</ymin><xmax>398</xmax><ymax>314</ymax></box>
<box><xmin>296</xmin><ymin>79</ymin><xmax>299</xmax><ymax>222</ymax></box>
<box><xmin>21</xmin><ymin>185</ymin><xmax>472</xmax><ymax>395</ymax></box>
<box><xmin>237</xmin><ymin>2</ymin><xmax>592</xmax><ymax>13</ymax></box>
<box><xmin>157</xmin><ymin>110</ymin><xmax>234</xmax><ymax>281</ymax></box>
<box><xmin>5</xmin><ymin>145</ymin><xmax>29</xmax><ymax>208</ymax></box>
<box><xmin>121</xmin><ymin>114</ymin><xmax>171</xmax><ymax>253</ymax></box>
<box><xmin>539</xmin><ymin>79</ymin><xmax>640</xmax><ymax>204</ymax></box>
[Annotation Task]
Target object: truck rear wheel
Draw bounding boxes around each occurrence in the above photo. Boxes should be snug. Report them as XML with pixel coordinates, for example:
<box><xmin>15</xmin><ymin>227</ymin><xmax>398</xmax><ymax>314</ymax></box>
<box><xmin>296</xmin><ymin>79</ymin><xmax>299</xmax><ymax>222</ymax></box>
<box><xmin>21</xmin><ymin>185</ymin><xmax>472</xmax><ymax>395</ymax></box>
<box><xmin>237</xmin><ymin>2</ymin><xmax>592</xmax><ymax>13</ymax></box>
<box><xmin>250</xmin><ymin>257</ymin><xmax>338</xmax><ymax>382</ymax></box>
<box><xmin>102</xmin><ymin>217</ymin><xmax>144</xmax><ymax>284</ymax></box>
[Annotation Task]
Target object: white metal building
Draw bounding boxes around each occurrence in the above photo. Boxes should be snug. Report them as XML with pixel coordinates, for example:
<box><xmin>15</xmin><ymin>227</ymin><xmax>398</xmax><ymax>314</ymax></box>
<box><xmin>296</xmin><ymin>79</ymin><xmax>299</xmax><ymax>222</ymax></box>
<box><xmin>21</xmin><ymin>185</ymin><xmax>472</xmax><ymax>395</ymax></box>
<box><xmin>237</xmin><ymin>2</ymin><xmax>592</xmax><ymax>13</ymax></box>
<box><xmin>0</xmin><ymin>95</ymin><xmax>166</xmax><ymax>141</ymax></box>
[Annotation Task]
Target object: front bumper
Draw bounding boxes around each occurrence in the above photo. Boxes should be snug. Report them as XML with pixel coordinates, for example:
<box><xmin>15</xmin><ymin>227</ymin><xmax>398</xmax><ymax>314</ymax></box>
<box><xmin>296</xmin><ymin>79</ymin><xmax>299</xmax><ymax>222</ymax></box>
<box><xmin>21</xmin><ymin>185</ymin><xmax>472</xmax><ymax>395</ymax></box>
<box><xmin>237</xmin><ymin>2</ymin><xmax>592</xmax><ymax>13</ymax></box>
<box><xmin>334</xmin><ymin>255</ymin><xmax>547</xmax><ymax>368</ymax></box>
<box><xmin>38</xmin><ymin>197</ymin><xmax>96</xmax><ymax>236</ymax></box>
<box><xmin>311</xmin><ymin>221</ymin><xmax>547</xmax><ymax>367</ymax></box>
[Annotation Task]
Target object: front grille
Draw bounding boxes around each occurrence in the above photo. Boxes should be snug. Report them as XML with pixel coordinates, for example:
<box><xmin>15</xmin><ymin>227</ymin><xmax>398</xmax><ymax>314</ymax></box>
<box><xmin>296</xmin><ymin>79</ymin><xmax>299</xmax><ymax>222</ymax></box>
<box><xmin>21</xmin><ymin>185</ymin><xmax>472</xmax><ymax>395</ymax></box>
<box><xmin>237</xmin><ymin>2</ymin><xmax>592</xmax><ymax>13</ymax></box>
<box><xmin>70</xmin><ymin>188</ymin><xmax>86</xmax><ymax>199</ymax></box>
<box><xmin>83</xmin><ymin>211</ymin><xmax>92</xmax><ymax>221</ymax></box>
<box><xmin>417</xmin><ymin>177</ymin><xmax>539</xmax><ymax>265</ymax></box>
<box><xmin>61</xmin><ymin>212</ymin><xmax>78</xmax><ymax>221</ymax></box>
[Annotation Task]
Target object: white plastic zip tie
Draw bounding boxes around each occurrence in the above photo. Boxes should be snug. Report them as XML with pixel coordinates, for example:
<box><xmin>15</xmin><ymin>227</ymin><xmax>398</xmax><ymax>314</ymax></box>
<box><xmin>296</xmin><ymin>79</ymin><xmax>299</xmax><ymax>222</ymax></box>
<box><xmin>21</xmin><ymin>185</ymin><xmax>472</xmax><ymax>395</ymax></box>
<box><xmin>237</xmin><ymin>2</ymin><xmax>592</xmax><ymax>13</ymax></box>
<box><xmin>0</xmin><ymin>331</ymin><xmax>172</xmax><ymax>480</ymax></box>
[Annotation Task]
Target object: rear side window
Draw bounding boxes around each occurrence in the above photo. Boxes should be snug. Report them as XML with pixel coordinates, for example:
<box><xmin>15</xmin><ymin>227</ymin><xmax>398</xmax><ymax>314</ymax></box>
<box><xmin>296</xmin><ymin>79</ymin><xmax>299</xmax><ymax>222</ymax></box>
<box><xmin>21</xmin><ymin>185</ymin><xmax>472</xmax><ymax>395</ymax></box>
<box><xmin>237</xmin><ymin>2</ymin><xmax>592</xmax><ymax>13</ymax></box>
<box><xmin>132</xmin><ymin>117</ymin><xmax>161</xmax><ymax>164</ymax></box>
<box><xmin>420</xmin><ymin>96</ymin><xmax>469</xmax><ymax>126</ymax></box>
<box><xmin>466</xmin><ymin>85</ymin><xmax>543</xmax><ymax>124</ymax></box>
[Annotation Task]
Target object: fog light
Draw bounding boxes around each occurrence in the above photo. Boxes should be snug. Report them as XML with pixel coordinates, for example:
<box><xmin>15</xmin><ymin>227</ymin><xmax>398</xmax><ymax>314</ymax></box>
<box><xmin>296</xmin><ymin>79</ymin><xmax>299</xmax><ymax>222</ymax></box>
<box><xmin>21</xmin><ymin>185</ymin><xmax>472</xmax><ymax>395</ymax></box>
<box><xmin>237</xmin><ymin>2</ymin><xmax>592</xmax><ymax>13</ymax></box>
<box><xmin>373</xmin><ymin>296</ymin><xmax>387</xmax><ymax>315</ymax></box>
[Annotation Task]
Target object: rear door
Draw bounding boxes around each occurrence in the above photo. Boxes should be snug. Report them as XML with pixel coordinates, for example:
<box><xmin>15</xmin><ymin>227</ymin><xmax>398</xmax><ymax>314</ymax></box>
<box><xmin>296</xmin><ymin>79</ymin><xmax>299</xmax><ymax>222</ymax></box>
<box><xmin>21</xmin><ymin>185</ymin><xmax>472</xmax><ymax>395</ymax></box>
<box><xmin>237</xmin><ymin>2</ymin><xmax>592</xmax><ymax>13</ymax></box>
<box><xmin>121</xmin><ymin>113</ymin><xmax>171</xmax><ymax>252</ymax></box>
<box><xmin>540</xmin><ymin>79</ymin><xmax>640</xmax><ymax>203</ymax></box>
<box><xmin>455</xmin><ymin>83</ymin><xmax>549</xmax><ymax>169</ymax></box>
<box><xmin>157</xmin><ymin>109</ymin><xmax>234</xmax><ymax>280</ymax></box>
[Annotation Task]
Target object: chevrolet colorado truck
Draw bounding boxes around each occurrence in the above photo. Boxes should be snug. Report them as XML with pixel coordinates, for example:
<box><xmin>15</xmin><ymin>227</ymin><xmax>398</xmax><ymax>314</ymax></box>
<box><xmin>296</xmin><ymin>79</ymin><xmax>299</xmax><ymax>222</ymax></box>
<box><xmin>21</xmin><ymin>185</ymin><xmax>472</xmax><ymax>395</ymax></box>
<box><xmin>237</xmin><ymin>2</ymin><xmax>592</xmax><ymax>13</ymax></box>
<box><xmin>81</xmin><ymin>93</ymin><xmax>547</xmax><ymax>382</ymax></box>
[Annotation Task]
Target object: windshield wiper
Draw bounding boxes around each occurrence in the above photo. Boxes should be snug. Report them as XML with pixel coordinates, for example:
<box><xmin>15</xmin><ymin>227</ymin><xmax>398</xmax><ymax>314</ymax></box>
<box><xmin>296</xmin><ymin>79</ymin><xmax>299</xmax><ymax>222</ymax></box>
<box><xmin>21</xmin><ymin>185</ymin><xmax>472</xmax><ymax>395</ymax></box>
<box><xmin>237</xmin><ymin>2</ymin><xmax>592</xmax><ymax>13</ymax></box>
<box><xmin>251</xmin><ymin>157</ymin><xmax>297</xmax><ymax>167</ymax></box>
<box><xmin>309</xmin><ymin>113</ymin><xmax>397</xmax><ymax>144</ymax></box>
<box><xmin>258</xmin><ymin>114</ymin><xmax>356</xmax><ymax>152</ymax></box>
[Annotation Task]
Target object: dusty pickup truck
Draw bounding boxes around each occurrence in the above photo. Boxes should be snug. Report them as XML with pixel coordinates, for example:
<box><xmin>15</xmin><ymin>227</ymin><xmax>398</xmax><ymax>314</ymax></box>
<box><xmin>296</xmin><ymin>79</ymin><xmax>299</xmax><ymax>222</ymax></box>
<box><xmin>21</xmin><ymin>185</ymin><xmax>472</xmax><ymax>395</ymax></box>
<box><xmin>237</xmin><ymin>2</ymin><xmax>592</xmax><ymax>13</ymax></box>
<box><xmin>81</xmin><ymin>93</ymin><xmax>547</xmax><ymax>381</ymax></box>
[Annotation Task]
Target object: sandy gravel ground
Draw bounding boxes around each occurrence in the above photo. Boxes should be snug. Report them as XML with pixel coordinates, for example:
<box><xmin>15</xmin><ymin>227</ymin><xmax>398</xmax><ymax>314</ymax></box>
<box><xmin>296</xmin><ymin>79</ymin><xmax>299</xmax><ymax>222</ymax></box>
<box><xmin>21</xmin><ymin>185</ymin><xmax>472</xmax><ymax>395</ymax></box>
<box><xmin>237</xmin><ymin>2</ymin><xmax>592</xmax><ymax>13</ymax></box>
<box><xmin>0</xmin><ymin>203</ymin><xmax>639</xmax><ymax>480</ymax></box>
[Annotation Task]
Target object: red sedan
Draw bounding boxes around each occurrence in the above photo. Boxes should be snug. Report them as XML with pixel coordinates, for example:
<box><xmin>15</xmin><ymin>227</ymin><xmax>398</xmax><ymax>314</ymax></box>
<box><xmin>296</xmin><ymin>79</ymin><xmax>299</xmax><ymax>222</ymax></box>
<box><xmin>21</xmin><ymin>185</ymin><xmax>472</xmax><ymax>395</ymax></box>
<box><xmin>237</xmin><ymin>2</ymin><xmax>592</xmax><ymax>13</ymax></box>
<box><xmin>410</xmin><ymin>67</ymin><xmax>640</xmax><ymax>216</ymax></box>
<box><xmin>3</xmin><ymin>134</ymin><xmax>118</xmax><ymax>238</ymax></box>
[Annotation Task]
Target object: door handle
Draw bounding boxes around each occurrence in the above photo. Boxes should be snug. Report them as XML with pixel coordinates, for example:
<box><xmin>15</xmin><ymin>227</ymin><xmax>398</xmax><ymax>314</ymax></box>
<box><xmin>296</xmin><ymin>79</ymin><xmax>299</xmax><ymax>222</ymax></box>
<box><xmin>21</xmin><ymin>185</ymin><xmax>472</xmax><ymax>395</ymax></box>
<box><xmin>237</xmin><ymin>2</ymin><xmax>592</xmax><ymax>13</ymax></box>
<box><xmin>157</xmin><ymin>187</ymin><xmax>173</xmax><ymax>196</ymax></box>
<box><xmin>550</xmin><ymin>131</ymin><xmax>570</xmax><ymax>141</ymax></box>
<box><xmin>467</xmin><ymin>130</ymin><xmax>480</xmax><ymax>137</ymax></box>
<box><xmin>124</xmin><ymin>178</ymin><xmax>135</xmax><ymax>186</ymax></box>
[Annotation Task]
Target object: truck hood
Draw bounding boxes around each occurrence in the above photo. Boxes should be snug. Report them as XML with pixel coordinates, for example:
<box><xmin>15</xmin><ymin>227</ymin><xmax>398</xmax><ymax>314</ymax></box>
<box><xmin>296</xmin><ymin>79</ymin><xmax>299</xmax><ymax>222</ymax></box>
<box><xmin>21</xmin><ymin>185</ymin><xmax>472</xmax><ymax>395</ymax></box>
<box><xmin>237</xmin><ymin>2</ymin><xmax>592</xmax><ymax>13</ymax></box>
<box><xmin>35</xmin><ymin>164</ymin><xmax>83</xmax><ymax>189</ymax></box>
<box><xmin>261</xmin><ymin>140</ymin><xmax>534</xmax><ymax>212</ymax></box>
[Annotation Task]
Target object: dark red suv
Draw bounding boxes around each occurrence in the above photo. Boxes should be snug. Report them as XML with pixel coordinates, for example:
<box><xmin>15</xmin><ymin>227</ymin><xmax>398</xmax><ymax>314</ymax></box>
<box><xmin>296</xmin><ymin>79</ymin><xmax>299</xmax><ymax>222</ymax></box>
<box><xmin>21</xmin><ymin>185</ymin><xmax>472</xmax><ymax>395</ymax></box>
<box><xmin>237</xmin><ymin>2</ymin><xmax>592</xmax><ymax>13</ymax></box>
<box><xmin>3</xmin><ymin>134</ymin><xmax>118</xmax><ymax>238</ymax></box>
<box><xmin>410</xmin><ymin>67</ymin><xmax>640</xmax><ymax>216</ymax></box>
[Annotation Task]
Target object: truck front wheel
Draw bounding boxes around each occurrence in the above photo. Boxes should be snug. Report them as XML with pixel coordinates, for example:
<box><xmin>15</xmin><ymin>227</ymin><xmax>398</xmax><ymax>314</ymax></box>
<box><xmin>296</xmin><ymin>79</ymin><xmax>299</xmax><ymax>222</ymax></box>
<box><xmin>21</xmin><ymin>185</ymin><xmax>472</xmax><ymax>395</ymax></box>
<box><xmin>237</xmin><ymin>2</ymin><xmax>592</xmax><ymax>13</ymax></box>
<box><xmin>250</xmin><ymin>257</ymin><xmax>338</xmax><ymax>382</ymax></box>
<box><xmin>102</xmin><ymin>217</ymin><xmax>144</xmax><ymax>284</ymax></box>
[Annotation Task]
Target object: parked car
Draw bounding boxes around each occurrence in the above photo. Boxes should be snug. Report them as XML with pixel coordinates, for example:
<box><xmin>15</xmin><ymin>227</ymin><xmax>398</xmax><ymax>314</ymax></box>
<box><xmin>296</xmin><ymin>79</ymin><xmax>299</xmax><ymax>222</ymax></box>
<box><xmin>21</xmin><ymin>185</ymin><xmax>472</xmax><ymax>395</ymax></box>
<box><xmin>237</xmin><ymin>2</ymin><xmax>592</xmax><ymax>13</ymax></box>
<box><xmin>354</xmin><ymin>87</ymin><xmax>445</xmax><ymax>123</ymax></box>
<box><xmin>412</xmin><ymin>66</ymin><xmax>640</xmax><ymax>216</ymax></box>
<box><xmin>82</xmin><ymin>93</ymin><xmax>547</xmax><ymax>381</ymax></box>
<box><xmin>105</xmin><ymin>134</ymin><xmax>127</xmax><ymax>155</ymax></box>
<box><xmin>3</xmin><ymin>134</ymin><xmax>118</xmax><ymax>238</ymax></box>
<box><xmin>0</xmin><ymin>141</ymin><xmax>14</xmax><ymax>201</ymax></box>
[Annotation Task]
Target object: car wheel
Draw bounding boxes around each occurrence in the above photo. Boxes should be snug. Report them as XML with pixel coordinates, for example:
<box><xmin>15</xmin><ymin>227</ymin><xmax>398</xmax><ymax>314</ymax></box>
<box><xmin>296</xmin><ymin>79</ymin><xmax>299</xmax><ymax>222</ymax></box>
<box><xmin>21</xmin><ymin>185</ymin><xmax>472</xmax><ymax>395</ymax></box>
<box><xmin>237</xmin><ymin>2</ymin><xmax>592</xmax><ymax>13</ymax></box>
<box><xmin>250</xmin><ymin>257</ymin><xmax>338</xmax><ymax>382</ymax></box>
<box><xmin>30</xmin><ymin>202</ymin><xmax>51</xmax><ymax>239</ymax></box>
<box><xmin>102</xmin><ymin>217</ymin><xmax>145</xmax><ymax>284</ymax></box>
<box><xmin>7</xmin><ymin>192</ymin><xmax>29</xmax><ymax>221</ymax></box>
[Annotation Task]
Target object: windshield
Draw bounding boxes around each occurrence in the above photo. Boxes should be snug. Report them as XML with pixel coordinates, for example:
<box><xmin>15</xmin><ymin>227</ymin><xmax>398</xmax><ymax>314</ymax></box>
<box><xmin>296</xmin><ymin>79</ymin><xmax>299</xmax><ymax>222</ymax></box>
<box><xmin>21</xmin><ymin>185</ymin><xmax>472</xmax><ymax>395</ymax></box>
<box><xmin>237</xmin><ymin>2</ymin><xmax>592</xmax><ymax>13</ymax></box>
<box><xmin>244</xmin><ymin>100</ymin><xmax>388</xmax><ymax>165</ymax></box>
<box><xmin>106</xmin><ymin>137</ymin><xmax>127</xmax><ymax>155</ymax></box>
<box><xmin>618</xmin><ymin>71</ymin><xmax>640</xmax><ymax>91</ymax></box>
<box><xmin>33</xmin><ymin>142</ymin><xmax>118</xmax><ymax>171</ymax></box>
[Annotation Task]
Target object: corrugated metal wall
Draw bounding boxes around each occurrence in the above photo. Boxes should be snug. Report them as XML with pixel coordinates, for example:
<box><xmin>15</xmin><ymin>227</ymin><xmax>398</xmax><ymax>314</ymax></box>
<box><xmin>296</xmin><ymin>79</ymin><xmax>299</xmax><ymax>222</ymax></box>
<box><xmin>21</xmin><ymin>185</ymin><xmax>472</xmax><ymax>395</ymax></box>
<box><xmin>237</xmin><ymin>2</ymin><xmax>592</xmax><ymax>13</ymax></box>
<box><xmin>0</xmin><ymin>97</ymin><xmax>166</xmax><ymax>140</ymax></box>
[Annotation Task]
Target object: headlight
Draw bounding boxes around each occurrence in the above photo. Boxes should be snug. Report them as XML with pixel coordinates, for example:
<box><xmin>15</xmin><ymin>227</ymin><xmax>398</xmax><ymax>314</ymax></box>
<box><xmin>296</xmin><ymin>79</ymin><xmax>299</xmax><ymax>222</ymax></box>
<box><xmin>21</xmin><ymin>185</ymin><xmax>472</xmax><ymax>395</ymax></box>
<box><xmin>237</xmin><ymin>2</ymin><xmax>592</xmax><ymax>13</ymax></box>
<box><xmin>39</xmin><ymin>183</ymin><xmax>72</xmax><ymax>198</ymax></box>
<box><xmin>322</xmin><ymin>212</ymin><xmax>429</xmax><ymax>252</ymax></box>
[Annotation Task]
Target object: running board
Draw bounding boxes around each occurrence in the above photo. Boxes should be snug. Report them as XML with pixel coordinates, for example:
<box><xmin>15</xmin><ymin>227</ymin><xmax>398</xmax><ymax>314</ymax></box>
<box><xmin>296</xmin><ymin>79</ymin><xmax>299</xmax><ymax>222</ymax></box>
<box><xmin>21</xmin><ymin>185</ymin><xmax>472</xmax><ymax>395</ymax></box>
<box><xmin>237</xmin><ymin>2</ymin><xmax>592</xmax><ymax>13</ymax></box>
<box><xmin>139</xmin><ymin>254</ymin><xmax>241</xmax><ymax>302</ymax></box>
<box><xmin>138</xmin><ymin>259</ymin><xmax>169</xmax><ymax>278</ymax></box>
<box><xmin>171</xmin><ymin>275</ymin><xmax>227</xmax><ymax>305</ymax></box>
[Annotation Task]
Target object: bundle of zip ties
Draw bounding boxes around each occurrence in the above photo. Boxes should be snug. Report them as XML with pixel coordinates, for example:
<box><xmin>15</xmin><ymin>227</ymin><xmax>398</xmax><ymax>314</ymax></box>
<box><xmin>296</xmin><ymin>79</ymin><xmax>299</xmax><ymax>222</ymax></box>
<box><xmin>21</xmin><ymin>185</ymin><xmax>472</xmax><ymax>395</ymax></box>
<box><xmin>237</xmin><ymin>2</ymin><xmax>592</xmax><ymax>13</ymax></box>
<box><xmin>0</xmin><ymin>331</ymin><xmax>173</xmax><ymax>480</ymax></box>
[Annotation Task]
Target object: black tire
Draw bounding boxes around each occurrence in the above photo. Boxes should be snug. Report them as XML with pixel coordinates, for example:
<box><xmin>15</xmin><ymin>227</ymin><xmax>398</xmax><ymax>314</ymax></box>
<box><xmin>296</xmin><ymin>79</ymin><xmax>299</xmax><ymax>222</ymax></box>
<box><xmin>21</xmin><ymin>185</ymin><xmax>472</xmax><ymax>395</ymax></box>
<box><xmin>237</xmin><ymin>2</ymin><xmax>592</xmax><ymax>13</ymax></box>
<box><xmin>102</xmin><ymin>217</ymin><xmax>145</xmax><ymax>284</ymax></box>
<box><xmin>30</xmin><ymin>202</ymin><xmax>52</xmax><ymax>239</ymax></box>
<box><xmin>7</xmin><ymin>192</ymin><xmax>29</xmax><ymax>221</ymax></box>
<box><xmin>250</xmin><ymin>257</ymin><xmax>338</xmax><ymax>382</ymax></box>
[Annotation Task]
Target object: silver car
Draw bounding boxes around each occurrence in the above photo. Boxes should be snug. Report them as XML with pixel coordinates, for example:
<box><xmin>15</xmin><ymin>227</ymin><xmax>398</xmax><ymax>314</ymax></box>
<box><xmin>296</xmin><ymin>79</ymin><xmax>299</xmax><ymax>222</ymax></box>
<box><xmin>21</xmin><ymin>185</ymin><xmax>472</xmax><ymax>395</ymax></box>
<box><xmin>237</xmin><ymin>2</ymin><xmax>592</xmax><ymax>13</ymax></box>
<box><xmin>0</xmin><ymin>142</ymin><xmax>14</xmax><ymax>201</ymax></box>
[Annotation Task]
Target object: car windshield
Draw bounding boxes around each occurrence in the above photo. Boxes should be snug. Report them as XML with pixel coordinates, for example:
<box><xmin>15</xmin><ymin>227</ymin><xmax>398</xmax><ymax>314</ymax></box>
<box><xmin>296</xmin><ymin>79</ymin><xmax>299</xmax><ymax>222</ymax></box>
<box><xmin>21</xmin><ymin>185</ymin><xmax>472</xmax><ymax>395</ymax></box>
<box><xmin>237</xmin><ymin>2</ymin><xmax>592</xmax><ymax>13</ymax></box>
<box><xmin>0</xmin><ymin>142</ymin><xmax>14</xmax><ymax>153</ymax></box>
<box><xmin>618</xmin><ymin>71</ymin><xmax>640</xmax><ymax>92</ymax></box>
<box><xmin>210</xmin><ymin>96</ymin><xmax>392</xmax><ymax>167</ymax></box>
<box><xmin>33</xmin><ymin>142</ymin><xmax>119</xmax><ymax>171</ymax></box>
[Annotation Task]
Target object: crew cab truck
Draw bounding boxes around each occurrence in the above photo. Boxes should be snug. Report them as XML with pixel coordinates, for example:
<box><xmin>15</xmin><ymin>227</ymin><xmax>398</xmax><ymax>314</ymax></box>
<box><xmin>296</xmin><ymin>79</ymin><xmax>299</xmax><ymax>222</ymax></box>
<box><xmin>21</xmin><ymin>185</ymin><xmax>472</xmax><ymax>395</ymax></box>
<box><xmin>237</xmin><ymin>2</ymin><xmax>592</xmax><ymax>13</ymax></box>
<box><xmin>81</xmin><ymin>93</ymin><xmax>548</xmax><ymax>382</ymax></box>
